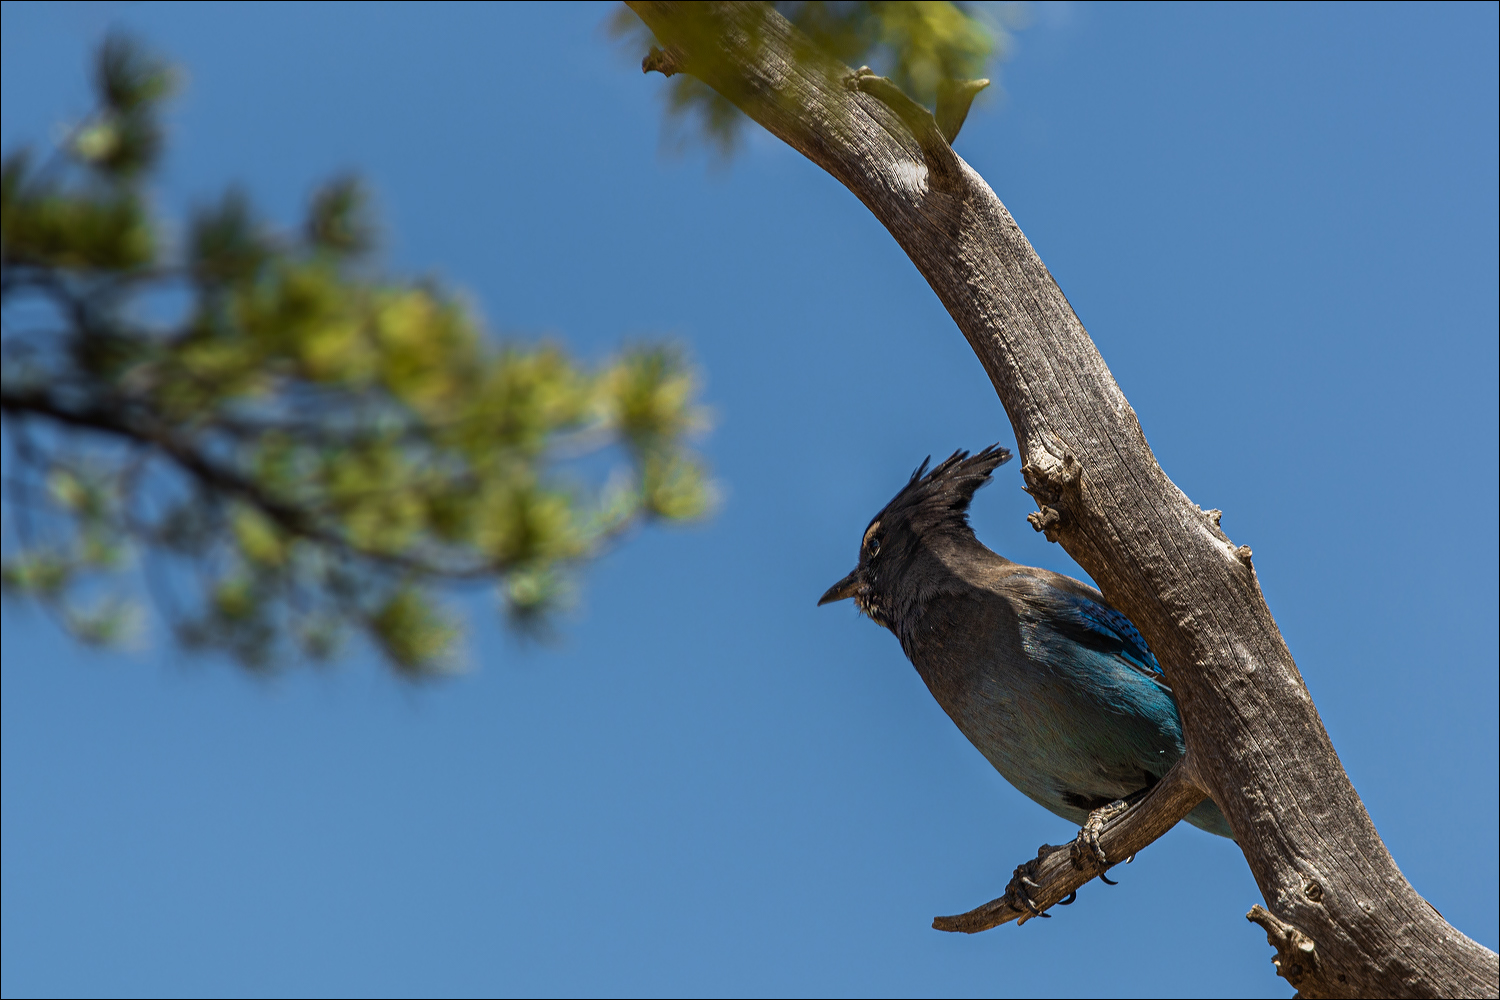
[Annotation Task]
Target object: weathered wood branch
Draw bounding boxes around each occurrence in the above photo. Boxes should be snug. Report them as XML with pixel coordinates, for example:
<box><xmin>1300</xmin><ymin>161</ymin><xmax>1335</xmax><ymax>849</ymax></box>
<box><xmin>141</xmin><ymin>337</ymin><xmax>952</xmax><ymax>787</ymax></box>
<box><xmin>624</xmin><ymin>4</ymin><xmax>1499</xmax><ymax>996</ymax></box>
<box><xmin>934</xmin><ymin>755</ymin><xmax>1209</xmax><ymax>933</ymax></box>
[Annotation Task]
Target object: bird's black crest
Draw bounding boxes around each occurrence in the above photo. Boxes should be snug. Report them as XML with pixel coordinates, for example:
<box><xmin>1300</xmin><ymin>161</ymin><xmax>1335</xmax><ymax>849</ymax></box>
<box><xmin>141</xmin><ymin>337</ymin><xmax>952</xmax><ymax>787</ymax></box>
<box><xmin>874</xmin><ymin>444</ymin><xmax>1012</xmax><ymax>538</ymax></box>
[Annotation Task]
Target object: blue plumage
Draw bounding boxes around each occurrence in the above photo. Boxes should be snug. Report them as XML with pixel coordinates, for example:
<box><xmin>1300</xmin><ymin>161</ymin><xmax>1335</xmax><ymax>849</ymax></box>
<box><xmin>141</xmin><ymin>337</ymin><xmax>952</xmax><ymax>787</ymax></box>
<box><xmin>820</xmin><ymin>446</ymin><xmax>1233</xmax><ymax>840</ymax></box>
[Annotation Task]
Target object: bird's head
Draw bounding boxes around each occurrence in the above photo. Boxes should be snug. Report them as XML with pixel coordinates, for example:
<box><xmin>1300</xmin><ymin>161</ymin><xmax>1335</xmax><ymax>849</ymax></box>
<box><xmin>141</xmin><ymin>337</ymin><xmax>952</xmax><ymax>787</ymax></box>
<box><xmin>817</xmin><ymin>445</ymin><xmax>1012</xmax><ymax>627</ymax></box>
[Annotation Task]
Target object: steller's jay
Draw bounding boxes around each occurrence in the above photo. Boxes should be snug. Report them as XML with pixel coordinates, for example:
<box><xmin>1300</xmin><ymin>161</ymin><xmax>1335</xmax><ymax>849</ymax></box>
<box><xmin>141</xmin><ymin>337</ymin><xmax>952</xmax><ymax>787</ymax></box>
<box><xmin>819</xmin><ymin>445</ymin><xmax>1231</xmax><ymax>840</ymax></box>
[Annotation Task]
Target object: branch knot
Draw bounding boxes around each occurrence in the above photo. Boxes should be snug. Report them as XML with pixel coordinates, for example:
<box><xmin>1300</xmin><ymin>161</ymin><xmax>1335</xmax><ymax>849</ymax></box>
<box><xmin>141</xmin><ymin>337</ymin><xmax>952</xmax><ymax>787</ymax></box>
<box><xmin>642</xmin><ymin>45</ymin><xmax>685</xmax><ymax>77</ymax></box>
<box><xmin>1027</xmin><ymin>505</ymin><xmax>1062</xmax><ymax>540</ymax></box>
<box><xmin>1021</xmin><ymin>452</ymin><xmax>1081</xmax><ymax>500</ymax></box>
<box><xmin>1248</xmin><ymin>904</ymin><xmax>1318</xmax><ymax>990</ymax></box>
<box><xmin>1022</xmin><ymin>452</ymin><xmax>1081</xmax><ymax>541</ymax></box>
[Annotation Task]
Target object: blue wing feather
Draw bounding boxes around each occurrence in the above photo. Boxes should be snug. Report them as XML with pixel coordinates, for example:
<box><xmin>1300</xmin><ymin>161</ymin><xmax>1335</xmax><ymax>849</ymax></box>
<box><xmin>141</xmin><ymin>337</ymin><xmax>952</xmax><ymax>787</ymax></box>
<box><xmin>1042</xmin><ymin>589</ymin><xmax>1166</xmax><ymax>683</ymax></box>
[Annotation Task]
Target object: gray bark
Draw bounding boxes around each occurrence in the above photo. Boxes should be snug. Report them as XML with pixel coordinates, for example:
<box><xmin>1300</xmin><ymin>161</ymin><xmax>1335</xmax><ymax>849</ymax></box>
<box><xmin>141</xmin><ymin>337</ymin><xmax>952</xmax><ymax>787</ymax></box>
<box><xmin>623</xmin><ymin>4</ymin><xmax>1500</xmax><ymax>997</ymax></box>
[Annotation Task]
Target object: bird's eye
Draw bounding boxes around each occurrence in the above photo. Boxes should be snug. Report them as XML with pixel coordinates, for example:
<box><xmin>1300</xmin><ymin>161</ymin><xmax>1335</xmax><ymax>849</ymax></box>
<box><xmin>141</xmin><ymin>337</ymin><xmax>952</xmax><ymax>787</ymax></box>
<box><xmin>868</xmin><ymin>537</ymin><xmax>881</xmax><ymax>556</ymax></box>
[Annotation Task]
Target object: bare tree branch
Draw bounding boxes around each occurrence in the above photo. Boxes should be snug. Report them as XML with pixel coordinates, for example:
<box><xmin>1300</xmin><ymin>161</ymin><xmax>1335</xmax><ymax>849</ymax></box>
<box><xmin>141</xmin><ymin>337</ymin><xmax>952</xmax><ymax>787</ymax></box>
<box><xmin>934</xmin><ymin>755</ymin><xmax>1209</xmax><ymax>932</ymax></box>
<box><xmin>623</xmin><ymin>3</ymin><xmax>1499</xmax><ymax>996</ymax></box>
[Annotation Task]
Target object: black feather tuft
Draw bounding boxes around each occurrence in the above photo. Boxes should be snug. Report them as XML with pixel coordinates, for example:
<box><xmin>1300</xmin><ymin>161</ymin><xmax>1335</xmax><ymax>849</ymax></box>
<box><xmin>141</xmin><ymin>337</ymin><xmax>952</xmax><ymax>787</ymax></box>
<box><xmin>875</xmin><ymin>444</ymin><xmax>1012</xmax><ymax>540</ymax></box>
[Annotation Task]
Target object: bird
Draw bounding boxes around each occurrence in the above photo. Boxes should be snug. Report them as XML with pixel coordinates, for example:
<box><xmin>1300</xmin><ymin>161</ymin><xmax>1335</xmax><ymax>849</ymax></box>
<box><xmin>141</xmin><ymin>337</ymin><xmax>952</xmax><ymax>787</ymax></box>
<box><xmin>818</xmin><ymin>445</ymin><xmax>1232</xmax><ymax>840</ymax></box>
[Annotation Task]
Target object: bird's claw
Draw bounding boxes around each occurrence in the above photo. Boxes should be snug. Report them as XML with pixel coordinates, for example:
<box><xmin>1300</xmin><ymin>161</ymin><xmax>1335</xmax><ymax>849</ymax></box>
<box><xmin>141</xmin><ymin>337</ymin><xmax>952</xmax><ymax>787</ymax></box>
<box><xmin>1004</xmin><ymin>855</ymin><xmax>1054</xmax><ymax>920</ymax></box>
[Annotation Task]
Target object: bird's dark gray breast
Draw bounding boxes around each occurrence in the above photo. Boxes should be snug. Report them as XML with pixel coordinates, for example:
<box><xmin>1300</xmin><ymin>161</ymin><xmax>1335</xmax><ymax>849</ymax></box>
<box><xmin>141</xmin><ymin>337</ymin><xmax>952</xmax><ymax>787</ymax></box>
<box><xmin>896</xmin><ymin>583</ymin><xmax>1185</xmax><ymax>825</ymax></box>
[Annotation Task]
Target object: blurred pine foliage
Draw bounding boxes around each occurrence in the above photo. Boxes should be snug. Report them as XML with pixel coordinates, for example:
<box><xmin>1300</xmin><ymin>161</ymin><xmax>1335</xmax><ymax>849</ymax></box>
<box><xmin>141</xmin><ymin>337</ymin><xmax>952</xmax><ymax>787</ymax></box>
<box><xmin>1</xmin><ymin>35</ymin><xmax>713</xmax><ymax>676</ymax></box>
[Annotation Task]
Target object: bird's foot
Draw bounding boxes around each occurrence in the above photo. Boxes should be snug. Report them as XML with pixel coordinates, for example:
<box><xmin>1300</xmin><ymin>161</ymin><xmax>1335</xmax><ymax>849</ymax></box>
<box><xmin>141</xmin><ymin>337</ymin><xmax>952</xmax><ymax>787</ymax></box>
<box><xmin>1002</xmin><ymin>847</ymin><xmax>1055</xmax><ymax>922</ymax></box>
<box><xmin>1072</xmin><ymin>799</ymin><xmax>1130</xmax><ymax>872</ymax></box>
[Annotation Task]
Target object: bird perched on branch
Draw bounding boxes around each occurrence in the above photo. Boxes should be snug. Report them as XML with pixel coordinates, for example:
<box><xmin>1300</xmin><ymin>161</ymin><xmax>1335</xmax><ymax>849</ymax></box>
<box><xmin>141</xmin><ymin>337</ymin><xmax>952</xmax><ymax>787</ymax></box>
<box><xmin>818</xmin><ymin>446</ymin><xmax>1231</xmax><ymax>839</ymax></box>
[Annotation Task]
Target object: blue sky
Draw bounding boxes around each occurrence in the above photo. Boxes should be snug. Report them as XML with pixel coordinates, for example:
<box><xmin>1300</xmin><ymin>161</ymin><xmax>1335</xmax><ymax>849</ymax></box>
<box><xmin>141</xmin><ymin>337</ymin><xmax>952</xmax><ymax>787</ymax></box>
<box><xmin>2</xmin><ymin>3</ymin><xmax>1496</xmax><ymax>997</ymax></box>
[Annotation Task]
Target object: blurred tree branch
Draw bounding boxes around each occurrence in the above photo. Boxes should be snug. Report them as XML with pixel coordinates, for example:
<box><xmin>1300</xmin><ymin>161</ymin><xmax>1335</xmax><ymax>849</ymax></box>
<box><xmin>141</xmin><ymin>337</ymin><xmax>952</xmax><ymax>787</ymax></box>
<box><xmin>1</xmin><ymin>35</ymin><xmax>713</xmax><ymax>675</ymax></box>
<box><xmin>619</xmin><ymin>2</ymin><xmax>1500</xmax><ymax>996</ymax></box>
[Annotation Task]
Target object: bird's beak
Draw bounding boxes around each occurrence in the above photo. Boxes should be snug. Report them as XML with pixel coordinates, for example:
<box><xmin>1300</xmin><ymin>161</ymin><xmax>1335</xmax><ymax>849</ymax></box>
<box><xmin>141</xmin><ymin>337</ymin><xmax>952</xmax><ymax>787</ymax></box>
<box><xmin>818</xmin><ymin>569</ymin><xmax>861</xmax><ymax>606</ymax></box>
